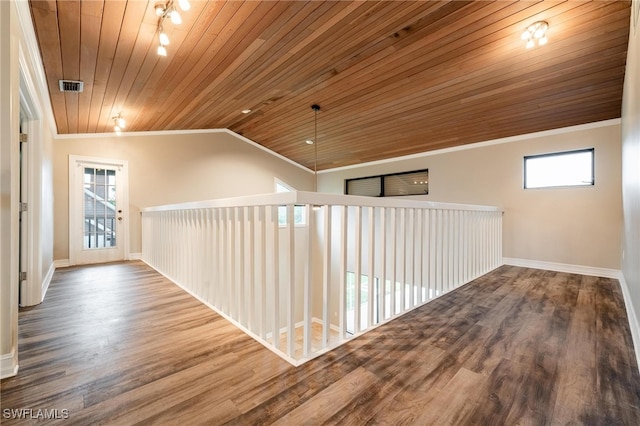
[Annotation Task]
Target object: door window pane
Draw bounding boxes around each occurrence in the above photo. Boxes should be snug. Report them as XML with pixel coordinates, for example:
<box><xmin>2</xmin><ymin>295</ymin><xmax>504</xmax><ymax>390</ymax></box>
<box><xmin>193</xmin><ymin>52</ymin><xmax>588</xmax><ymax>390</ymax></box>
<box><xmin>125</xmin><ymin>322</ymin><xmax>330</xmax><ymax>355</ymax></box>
<box><xmin>83</xmin><ymin>167</ymin><xmax>117</xmax><ymax>249</ymax></box>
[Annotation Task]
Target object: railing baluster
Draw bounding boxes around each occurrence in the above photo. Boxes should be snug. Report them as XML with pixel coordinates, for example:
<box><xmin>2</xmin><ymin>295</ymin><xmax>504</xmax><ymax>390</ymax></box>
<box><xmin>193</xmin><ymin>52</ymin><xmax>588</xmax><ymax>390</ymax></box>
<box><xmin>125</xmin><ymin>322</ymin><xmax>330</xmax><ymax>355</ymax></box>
<box><xmin>237</xmin><ymin>207</ymin><xmax>244</xmax><ymax>326</ymax></box>
<box><xmin>246</xmin><ymin>206</ymin><xmax>254</xmax><ymax>331</ymax></box>
<box><xmin>399</xmin><ymin>208</ymin><xmax>406</xmax><ymax>312</ymax></box>
<box><xmin>416</xmin><ymin>208</ymin><xmax>422</xmax><ymax>306</ymax></box>
<box><xmin>322</xmin><ymin>205</ymin><xmax>331</xmax><ymax>348</ymax></box>
<box><xmin>270</xmin><ymin>205</ymin><xmax>280</xmax><ymax>350</ymax></box>
<box><xmin>379</xmin><ymin>208</ymin><xmax>387</xmax><ymax>320</ymax></box>
<box><xmin>303</xmin><ymin>203</ymin><xmax>313</xmax><ymax>358</ymax></box>
<box><xmin>407</xmin><ymin>208</ymin><xmax>414</xmax><ymax>309</ymax></box>
<box><xmin>258</xmin><ymin>206</ymin><xmax>266</xmax><ymax>339</ymax></box>
<box><xmin>287</xmin><ymin>204</ymin><xmax>295</xmax><ymax>358</ymax></box>
<box><xmin>390</xmin><ymin>208</ymin><xmax>397</xmax><ymax>315</ymax></box>
<box><xmin>442</xmin><ymin>210</ymin><xmax>449</xmax><ymax>293</ymax></box>
<box><xmin>423</xmin><ymin>209</ymin><xmax>429</xmax><ymax>301</ymax></box>
<box><xmin>354</xmin><ymin>206</ymin><xmax>362</xmax><ymax>333</ymax></box>
<box><xmin>367</xmin><ymin>206</ymin><xmax>375</xmax><ymax>328</ymax></box>
<box><xmin>339</xmin><ymin>205</ymin><xmax>347</xmax><ymax>340</ymax></box>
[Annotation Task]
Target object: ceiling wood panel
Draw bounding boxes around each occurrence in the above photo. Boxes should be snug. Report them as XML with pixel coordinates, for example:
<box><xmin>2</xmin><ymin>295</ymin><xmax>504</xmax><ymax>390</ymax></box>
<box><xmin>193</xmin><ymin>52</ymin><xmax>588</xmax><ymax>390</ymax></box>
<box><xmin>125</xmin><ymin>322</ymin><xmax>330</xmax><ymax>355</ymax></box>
<box><xmin>85</xmin><ymin>0</ymin><xmax>126</xmax><ymax>133</ymax></box>
<box><xmin>77</xmin><ymin>1</ymin><xmax>103</xmax><ymax>134</ymax></box>
<box><xmin>29</xmin><ymin>0</ymin><xmax>631</xmax><ymax>171</ymax></box>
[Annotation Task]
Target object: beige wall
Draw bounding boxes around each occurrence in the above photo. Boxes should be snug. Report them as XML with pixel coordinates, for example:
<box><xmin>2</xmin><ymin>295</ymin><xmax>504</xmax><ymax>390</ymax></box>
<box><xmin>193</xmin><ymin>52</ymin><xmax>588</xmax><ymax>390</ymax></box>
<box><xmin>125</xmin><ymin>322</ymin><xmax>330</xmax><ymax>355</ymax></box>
<box><xmin>53</xmin><ymin>131</ymin><xmax>314</xmax><ymax>260</ymax></box>
<box><xmin>319</xmin><ymin>123</ymin><xmax>623</xmax><ymax>270</ymax></box>
<box><xmin>621</xmin><ymin>0</ymin><xmax>640</xmax><ymax>352</ymax></box>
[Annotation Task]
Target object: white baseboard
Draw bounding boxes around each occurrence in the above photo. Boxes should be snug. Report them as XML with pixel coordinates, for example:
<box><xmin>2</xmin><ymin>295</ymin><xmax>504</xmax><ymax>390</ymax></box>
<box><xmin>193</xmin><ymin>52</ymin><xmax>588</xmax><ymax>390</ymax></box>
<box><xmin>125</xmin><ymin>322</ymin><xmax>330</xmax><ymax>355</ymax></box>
<box><xmin>312</xmin><ymin>317</ymin><xmax>341</xmax><ymax>332</ymax></box>
<box><xmin>129</xmin><ymin>253</ymin><xmax>142</xmax><ymax>260</ymax></box>
<box><xmin>618</xmin><ymin>273</ymin><xmax>640</xmax><ymax>371</ymax></box>
<box><xmin>41</xmin><ymin>262</ymin><xmax>55</xmax><ymax>302</ymax></box>
<box><xmin>0</xmin><ymin>351</ymin><xmax>19</xmax><ymax>379</ymax></box>
<box><xmin>53</xmin><ymin>259</ymin><xmax>70</xmax><ymax>268</ymax></box>
<box><xmin>264</xmin><ymin>318</ymin><xmax>339</xmax><ymax>339</ymax></box>
<box><xmin>503</xmin><ymin>257</ymin><xmax>620</xmax><ymax>278</ymax></box>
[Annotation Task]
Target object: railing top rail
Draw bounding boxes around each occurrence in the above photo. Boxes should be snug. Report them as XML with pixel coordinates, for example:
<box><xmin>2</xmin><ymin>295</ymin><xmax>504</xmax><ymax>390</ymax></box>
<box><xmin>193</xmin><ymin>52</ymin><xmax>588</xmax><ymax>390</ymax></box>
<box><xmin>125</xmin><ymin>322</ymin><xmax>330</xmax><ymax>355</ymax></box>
<box><xmin>141</xmin><ymin>191</ymin><xmax>502</xmax><ymax>213</ymax></box>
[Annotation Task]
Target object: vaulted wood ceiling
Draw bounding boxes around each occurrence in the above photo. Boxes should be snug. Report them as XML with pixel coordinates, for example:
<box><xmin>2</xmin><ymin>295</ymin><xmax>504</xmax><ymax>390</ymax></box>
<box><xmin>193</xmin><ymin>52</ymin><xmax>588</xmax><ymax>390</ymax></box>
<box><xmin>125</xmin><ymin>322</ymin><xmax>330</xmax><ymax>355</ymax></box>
<box><xmin>29</xmin><ymin>0</ymin><xmax>630</xmax><ymax>170</ymax></box>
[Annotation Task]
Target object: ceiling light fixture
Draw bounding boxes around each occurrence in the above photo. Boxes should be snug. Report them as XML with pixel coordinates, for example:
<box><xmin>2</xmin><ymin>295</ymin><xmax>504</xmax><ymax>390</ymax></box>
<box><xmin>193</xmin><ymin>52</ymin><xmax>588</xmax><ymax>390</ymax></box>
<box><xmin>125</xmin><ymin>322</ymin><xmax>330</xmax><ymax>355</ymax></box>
<box><xmin>154</xmin><ymin>0</ymin><xmax>189</xmax><ymax>56</ymax></box>
<box><xmin>242</xmin><ymin>109</ymin><xmax>252</xmax><ymax>114</ymax></box>
<box><xmin>170</xmin><ymin>9</ymin><xmax>182</xmax><ymax>25</ymax></box>
<box><xmin>311</xmin><ymin>104</ymin><xmax>320</xmax><ymax>191</ymax></box>
<box><xmin>113</xmin><ymin>114</ymin><xmax>125</xmax><ymax>136</ymax></box>
<box><xmin>521</xmin><ymin>21</ymin><xmax>548</xmax><ymax>48</ymax></box>
<box><xmin>159</xmin><ymin>26</ymin><xmax>170</xmax><ymax>46</ymax></box>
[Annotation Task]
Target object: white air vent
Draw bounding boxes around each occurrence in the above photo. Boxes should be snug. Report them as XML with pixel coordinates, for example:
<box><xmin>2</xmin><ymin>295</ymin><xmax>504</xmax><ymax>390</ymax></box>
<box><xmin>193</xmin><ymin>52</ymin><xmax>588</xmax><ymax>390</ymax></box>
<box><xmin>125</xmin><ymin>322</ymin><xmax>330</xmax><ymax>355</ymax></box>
<box><xmin>58</xmin><ymin>80</ymin><xmax>84</xmax><ymax>93</ymax></box>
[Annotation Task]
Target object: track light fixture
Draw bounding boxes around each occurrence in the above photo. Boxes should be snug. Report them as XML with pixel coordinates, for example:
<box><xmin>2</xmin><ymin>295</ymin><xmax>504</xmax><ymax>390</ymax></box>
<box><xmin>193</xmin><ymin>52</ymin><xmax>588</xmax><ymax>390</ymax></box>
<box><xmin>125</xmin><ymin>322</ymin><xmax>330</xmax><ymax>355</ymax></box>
<box><xmin>154</xmin><ymin>0</ymin><xmax>190</xmax><ymax>56</ymax></box>
<box><xmin>113</xmin><ymin>113</ymin><xmax>125</xmax><ymax>136</ymax></box>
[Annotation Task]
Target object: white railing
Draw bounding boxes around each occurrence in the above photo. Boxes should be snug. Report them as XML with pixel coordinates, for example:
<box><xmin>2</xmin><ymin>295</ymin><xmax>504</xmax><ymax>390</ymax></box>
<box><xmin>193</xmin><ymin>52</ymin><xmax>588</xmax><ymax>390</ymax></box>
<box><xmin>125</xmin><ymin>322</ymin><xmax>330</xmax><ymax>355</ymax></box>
<box><xmin>141</xmin><ymin>192</ymin><xmax>503</xmax><ymax>365</ymax></box>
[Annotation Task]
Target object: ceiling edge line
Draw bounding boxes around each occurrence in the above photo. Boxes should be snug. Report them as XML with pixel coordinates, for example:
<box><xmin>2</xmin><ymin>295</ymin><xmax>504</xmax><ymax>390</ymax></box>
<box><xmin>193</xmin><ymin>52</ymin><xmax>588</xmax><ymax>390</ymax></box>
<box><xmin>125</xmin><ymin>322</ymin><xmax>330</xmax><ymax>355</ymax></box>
<box><xmin>54</xmin><ymin>128</ymin><xmax>315</xmax><ymax>175</ymax></box>
<box><xmin>318</xmin><ymin>118</ymin><xmax>622</xmax><ymax>175</ymax></box>
<box><xmin>223</xmin><ymin>129</ymin><xmax>314</xmax><ymax>174</ymax></box>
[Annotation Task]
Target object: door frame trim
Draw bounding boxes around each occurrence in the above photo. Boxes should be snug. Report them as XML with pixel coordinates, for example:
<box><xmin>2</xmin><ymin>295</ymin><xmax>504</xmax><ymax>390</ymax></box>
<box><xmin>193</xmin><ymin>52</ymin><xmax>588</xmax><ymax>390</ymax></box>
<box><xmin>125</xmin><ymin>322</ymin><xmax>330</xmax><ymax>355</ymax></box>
<box><xmin>68</xmin><ymin>155</ymin><xmax>130</xmax><ymax>266</ymax></box>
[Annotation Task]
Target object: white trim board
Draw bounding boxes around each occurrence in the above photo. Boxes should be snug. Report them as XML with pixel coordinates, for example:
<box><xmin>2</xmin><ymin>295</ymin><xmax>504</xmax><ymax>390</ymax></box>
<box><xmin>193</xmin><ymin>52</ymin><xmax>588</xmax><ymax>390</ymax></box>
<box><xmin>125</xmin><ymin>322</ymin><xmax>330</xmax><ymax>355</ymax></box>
<box><xmin>15</xmin><ymin>0</ymin><xmax>57</xmax><ymax>136</ymax></box>
<box><xmin>319</xmin><ymin>118</ymin><xmax>621</xmax><ymax>174</ymax></box>
<box><xmin>55</xmin><ymin>129</ymin><xmax>314</xmax><ymax>174</ymax></box>
<box><xmin>53</xmin><ymin>259</ymin><xmax>70</xmax><ymax>269</ymax></box>
<box><xmin>0</xmin><ymin>351</ymin><xmax>19</xmax><ymax>379</ymax></box>
<box><xmin>41</xmin><ymin>262</ymin><xmax>55</xmax><ymax>302</ymax></box>
<box><xmin>503</xmin><ymin>257</ymin><xmax>621</xmax><ymax>278</ymax></box>
<box><xmin>618</xmin><ymin>273</ymin><xmax>640</xmax><ymax>372</ymax></box>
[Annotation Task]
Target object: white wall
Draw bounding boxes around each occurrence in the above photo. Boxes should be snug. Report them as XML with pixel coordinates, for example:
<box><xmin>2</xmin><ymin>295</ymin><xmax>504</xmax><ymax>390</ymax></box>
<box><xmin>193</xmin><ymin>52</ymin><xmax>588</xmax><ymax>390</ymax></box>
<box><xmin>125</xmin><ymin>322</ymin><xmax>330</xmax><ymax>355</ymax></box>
<box><xmin>319</xmin><ymin>122</ymin><xmax>623</xmax><ymax>272</ymax></box>
<box><xmin>621</xmin><ymin>0</ymin><xmax>640</xmax><ymax>364</ymax></box>
<box><xmin>1</xmin><ymin>0</ymin><xmax>56</xmax><ymax>378</ymax></box>
<box><xmin>52</xmin><ymin>131</ymin><xmax>314</xmax><ymax>261</ymax></box>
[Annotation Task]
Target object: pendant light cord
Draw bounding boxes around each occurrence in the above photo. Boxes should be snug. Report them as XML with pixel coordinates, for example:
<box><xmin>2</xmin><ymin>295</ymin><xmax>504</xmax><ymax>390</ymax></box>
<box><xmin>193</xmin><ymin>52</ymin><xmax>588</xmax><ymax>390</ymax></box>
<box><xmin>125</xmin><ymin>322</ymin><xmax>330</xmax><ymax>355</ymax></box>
<box><xmin>312</xmin><ymin>104</ymin><xmax>320</xmax><ymax>192</ymax></box>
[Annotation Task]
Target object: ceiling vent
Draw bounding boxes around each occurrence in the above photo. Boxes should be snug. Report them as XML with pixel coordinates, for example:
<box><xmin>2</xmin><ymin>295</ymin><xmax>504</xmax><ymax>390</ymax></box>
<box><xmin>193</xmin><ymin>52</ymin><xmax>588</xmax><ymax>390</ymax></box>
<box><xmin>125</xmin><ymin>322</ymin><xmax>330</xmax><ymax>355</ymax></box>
<box><xmin>58</xmin><ymin>80</ymin><xmax>84</xmax><ymax>93</ymax></box>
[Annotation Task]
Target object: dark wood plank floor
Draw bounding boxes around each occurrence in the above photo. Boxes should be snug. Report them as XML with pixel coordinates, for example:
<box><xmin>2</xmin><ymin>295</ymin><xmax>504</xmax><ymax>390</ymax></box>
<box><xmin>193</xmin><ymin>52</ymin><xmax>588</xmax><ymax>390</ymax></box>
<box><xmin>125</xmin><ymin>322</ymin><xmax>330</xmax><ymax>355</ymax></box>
<box><xmin>2</xmin><ymin>261</ymin><xmax>640</xmax><ymax>425</ymax></box>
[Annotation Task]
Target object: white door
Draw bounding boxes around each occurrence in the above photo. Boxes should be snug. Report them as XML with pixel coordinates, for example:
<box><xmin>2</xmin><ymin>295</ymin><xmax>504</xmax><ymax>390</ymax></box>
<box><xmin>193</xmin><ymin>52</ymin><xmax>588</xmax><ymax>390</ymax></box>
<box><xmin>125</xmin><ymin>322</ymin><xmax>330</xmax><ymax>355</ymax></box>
<box><xmin>69</xmin><ymin>156</ymin><xmax>129</xmax><ymax>265</ymax></box>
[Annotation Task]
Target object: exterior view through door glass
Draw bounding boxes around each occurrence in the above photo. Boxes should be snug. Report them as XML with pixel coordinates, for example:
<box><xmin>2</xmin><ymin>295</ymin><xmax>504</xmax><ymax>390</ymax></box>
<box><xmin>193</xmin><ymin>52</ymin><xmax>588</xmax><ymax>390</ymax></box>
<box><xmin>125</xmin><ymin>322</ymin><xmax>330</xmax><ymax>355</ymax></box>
<box><xmin>84</xmin><ymin>167</ymin><xmax>118</xmax><ymax>250</ymax></box>
<box><xmin>69</xmin><ymin>156</ymin><xmax>129</xmax><ymax>265</ymax></box>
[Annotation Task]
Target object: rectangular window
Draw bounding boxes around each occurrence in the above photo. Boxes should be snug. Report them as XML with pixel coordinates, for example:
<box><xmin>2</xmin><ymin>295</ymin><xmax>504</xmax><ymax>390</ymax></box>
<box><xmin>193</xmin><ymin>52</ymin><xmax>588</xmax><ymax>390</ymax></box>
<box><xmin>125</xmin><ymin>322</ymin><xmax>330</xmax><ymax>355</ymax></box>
<box><xmin>524</xmin><ymin>148</ymin><xmax>594</xmax><ymax>189</ymax></box>
<box><xmin>345</xmin><ymin>169</ymin><xmax>428</xmax><ymax>197</ymax></box>
<box><xmin>346</xmin><ymin>176</ymin><xmax>382</xmax><ymax>197</ymax></box>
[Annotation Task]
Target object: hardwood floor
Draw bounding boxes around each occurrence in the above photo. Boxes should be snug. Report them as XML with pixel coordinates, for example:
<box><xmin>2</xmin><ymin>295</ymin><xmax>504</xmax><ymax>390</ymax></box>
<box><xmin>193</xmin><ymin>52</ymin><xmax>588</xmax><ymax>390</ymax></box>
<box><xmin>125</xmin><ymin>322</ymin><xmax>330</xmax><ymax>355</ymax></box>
<box><xmin>2</xmin><ymin>261</ymin><xmax>639</xmax><ymax>425</ymax></box>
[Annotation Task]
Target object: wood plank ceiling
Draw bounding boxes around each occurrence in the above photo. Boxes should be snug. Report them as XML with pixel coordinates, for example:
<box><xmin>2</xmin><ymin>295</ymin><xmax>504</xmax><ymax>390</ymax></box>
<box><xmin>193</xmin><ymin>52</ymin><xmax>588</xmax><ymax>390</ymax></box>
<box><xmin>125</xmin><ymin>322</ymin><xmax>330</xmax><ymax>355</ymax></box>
<box><xmin>29</xmin><ymin>1</ymin><xmax>631</xmax><ymax>171</ymax></box>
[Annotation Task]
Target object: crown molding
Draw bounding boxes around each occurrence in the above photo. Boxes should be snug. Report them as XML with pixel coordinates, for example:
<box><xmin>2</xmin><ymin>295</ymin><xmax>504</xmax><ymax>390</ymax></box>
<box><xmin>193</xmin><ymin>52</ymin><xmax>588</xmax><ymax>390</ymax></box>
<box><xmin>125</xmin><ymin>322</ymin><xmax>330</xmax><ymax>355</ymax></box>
<box><xmin>318</xmin><ymin>118</ymin><xmax>621</xmax><ymax>174</ymax></box>
<box><xmin>54</xmin><ymin>128</ymin><xmax>314</xmax><ymax>174</ymax></box>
